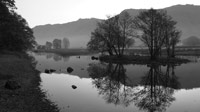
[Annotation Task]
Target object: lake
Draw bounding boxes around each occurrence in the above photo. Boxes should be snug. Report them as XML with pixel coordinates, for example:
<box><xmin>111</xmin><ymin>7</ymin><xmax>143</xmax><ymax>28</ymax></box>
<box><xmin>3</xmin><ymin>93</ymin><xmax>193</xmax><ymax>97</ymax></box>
<box><xmin>31</xmin><ymin>52</ymin><xmax>200</xmax><ymax>112</ymax></box>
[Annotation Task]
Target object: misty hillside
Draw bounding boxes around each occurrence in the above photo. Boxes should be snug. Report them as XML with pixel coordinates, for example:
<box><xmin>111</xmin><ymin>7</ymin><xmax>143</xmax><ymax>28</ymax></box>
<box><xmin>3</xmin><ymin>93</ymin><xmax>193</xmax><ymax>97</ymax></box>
<box><xmin>33</xmin><ymin>4</ymin><xmax>200</xmax><ymax>48</ymax></box>
<box><xmin>33</xmin><ymin>18</ymin><xmax>101</xmax><ymax>48</ymax></box>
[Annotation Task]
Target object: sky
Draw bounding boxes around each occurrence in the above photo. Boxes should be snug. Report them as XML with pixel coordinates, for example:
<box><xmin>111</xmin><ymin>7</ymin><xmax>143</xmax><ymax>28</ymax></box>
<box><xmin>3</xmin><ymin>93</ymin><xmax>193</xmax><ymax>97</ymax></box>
<box><xmin>15</xmin><ymin>0</ymin><xmax>200</xmax><ymax>28</ymax></box>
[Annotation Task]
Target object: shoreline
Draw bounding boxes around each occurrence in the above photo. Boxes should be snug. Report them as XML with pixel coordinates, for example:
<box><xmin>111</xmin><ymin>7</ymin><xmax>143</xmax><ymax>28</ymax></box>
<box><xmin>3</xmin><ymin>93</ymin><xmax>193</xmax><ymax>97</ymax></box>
<box><xmin>99</xmin><ymin>55</ymin><xmax>190</xmax><ymax>65</ymax></box>
<box><xmin>0</xmin><ymin>51</ymin><xmax>59</xmax><ymax>112</ymax></box>
<box><xmin>33</xmin><ymin>49</ymin><xmax>97</xmax><ymax>56</ymax></box>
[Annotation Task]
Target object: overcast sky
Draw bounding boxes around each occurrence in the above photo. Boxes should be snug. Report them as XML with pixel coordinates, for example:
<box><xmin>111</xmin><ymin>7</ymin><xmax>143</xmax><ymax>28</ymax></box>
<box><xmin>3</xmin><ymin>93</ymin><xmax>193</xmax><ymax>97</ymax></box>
<box><xmin>15</xmin><ymin>0</ymin><xmax>200</xmax><ymax>27</ymax></box>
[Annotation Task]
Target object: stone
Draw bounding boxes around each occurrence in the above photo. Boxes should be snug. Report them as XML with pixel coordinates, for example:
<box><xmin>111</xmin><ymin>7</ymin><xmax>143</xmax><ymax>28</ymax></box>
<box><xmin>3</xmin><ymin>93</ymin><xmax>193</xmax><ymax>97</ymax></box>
<box><xmin>91</xmin><ymin>56</ymin><xmax>98</xmax><ymax>60</ymax></box>
<box><xmin>44</xmin><ymin>69</ymin><xmax>50</xmax><ymax>73</ymax></box>
<box><xmin>49</xmin><ymin>69</ymin><xmax>56</xmax><ymax>72</ymax></box>
<box><xmin>72</xmin><ymin>85</ymin><xmax>77</xmax><ymax>89</ymax></box>
<box><xmin>5</xmin><ymin>80</ymin><xmax>21</xmax><ymax>90</ymax></box>
<box><xmin>67</xmin><ymin>67</ymin><xmax>73</xmax><ymax>73</ymax></box>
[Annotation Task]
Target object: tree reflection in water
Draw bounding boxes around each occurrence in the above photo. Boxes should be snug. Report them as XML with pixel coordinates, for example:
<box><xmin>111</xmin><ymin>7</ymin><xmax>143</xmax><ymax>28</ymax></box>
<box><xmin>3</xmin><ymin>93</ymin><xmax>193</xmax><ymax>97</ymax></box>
<box><xmin>87</xmin><ymin>63</ymin><xmax>180</xmax><ymax>111</ymax></box>
<box><xmin>35</xmin><ymin>52</ymin><xmax>70</xmax><ymax>62</ymax></box>
<box><xmin>88</xmin><ymin>62</ymin><xmax>135</xmax><ymax>107</ymax></box>
<box><xmin>134</xmin><ymin>64</ymin><xmax>180</xmax><ymax>112</ymax></box>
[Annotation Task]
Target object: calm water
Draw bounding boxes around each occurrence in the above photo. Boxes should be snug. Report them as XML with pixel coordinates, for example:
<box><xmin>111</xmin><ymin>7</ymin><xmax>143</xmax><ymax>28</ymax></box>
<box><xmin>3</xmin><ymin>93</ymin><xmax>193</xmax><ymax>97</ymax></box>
<box><xmin>31</xmin><ymin>52</ymin><xmax>200</xmax><ymax>112</ymax></box>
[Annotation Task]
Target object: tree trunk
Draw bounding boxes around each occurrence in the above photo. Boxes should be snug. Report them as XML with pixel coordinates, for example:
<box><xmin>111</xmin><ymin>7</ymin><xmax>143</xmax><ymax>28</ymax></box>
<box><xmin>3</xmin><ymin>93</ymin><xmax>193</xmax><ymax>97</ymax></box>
<box><xmin>171</xmin><ymin>44</ymin><xmax>175</xmax><ymax>58</ymax></box>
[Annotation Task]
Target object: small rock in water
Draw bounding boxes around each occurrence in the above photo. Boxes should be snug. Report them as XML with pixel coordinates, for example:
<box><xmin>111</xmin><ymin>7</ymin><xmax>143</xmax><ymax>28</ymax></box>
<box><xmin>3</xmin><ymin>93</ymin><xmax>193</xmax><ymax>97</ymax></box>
<box><xmin>91</xmin><ymin>56</ymin><xmax>98</xmax><ymax>60</ymax></box>
<box><xmin>49</xmin><ymin>69</ymin><xmax>56</xmax><ymax>72</ymax></box>
<box><xmin>67</xmin><ymin>67</ymin><xmax>74</xmax><ymax>73</ymax></box>
<box><xmin>72</xmin><ymin>85</ymin><xmax>77</xmax><ymax>89</ymax></box>
<box><xmin>44</xmin><ymin>69</ymin><xmax>50</xmax><ymax>73</ymax></box>
<box><xmin>5</xmin><ymin>80</ymin><xmax>21</xmax><ymax>90</ymax></box>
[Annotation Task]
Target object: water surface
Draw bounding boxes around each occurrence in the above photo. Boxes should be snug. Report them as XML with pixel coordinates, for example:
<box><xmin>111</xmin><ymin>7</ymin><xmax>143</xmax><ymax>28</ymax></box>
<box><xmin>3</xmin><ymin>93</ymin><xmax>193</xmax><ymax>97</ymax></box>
<box><xmin>32</xmin><ymin>52</ymin><xmax>200</xmax><ymax>112</ymax></box>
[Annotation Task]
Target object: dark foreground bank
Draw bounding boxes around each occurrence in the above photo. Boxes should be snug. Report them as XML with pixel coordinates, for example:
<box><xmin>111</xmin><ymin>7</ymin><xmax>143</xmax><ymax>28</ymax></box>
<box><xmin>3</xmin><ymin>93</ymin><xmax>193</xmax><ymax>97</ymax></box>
<box><xmin>0</xmin><ymin>51</ymin><xmax>59</xmax><ymax>112</ymax></box>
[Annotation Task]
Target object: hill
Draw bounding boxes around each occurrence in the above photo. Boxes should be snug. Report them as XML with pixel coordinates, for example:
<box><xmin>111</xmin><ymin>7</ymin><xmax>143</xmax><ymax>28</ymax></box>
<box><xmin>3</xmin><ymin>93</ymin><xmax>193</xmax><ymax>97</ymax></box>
<box><xmin>33</xmin><ymin>4</ymin><xmax>200</xmax><ymax>48</ymax></box>
<box><xmin>33</xmin><ymin>18</ymin><xmax>101</xmax><ymax>48</ymax></box>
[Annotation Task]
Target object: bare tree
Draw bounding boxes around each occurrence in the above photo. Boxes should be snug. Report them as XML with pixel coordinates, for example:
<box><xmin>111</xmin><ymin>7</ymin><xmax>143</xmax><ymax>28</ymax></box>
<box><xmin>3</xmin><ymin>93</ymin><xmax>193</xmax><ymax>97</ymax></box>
<box><xmin>118</xmin><ymin>11</ymin><xmax>135</xmax><ymax>56</ymax></box>
<box><xmin>87</xmin><ymin>13</ymin><xmax>135</xmax><ymax>56</ymax></box>
<box><xmin>134</xmin><ymin>9</ymin><xmax>180</xmax><ymax>60</ymax></box>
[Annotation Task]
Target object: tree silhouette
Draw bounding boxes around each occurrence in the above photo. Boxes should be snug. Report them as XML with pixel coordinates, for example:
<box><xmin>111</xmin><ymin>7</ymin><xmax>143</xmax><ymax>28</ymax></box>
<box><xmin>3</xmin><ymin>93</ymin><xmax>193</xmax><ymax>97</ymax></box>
<box><xmin>53</xmin><ymin>39</ymin><xmax>61</xmax><ymax>49</ymax></box>
<box><xmin>62</xmin><ymin>37</ymin><xmax>70</xmax><ymax>49</ymax></box>
<box><xmin>0</xmin><ymin>0</ymin><xmax>36</xmax><ymax>52</ymax></box>
<box><xmin>87</xmin><ymin>12</ymin><xmax>135</xmax><ymax>56</ymax></box>
<box><xmin>45</xmin><ymin>41</ymin><xmax>52</xmax><ymax>49</ymax></box>
<box><xmin>134</xmin><ymin>9</ymin><xmax>180</xmax><ymax>60</ymax></box>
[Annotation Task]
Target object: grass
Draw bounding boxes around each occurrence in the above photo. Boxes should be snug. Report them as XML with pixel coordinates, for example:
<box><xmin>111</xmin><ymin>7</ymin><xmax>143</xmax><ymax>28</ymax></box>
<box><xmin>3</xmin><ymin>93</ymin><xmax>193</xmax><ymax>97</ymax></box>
<box><xmin>34</xmin><ymin>48</ymin><xmax>96</xmax><ymax>56</ymax></box>
<box><xmin>0</xmin><ymin>51</ymin><xmax>59</xmax><ymax>112</ymax></box>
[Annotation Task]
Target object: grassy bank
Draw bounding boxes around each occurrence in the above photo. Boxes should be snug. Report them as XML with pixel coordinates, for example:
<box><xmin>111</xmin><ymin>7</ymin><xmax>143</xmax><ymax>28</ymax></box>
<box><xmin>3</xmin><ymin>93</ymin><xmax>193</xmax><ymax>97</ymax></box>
<box><xmin>99</xmin><ymin>55</ymin><xmax>190</xmax><ymax>65</ymax></box>
<box><xmin>0</xmin><ymin>51</ymin><xmax>59</xmax><ymax>112</ymax></box>
<box><xmin>34</xmin><ymin>49</ymin><xmax>96</xmax><ymax>56</ymax></box>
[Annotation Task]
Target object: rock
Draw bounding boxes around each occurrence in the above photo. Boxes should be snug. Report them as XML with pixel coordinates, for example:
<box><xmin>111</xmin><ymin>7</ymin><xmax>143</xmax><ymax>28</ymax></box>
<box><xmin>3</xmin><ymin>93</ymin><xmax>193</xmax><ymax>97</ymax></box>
<box><xmin>44</xmin><ymin>69</ymin><xmax>50</xmax><ymax>73</ymax></box>
<box><xmin>77</xmin><ymin>56</ymin><xmax>80</xmax><ymax>58</ymax></box>
<box><xmin>81</xmin><ymin>68</ymin><xmax>84</xmax><ymax>70</ymax></box>
<box><xmin>67</xmin><ymin>67</ymin><xmax>74</xmax><ymax>73</ymax></box>
<box><xmin>72</xmin><ymin>85</ymin><xmax>77</xmax><ymax>89</ymax></box>
<box><xmin>5</xmin><ymin>80</ymin><xmax>21</xmax><ymax>90</ymax></box>
<box><xmin>49</xmin><ymin>69</ymin><xmax>56</xmax><ymax>72</ymax></box>
<box><xmin>91</xmin><ymin>56</ymin><xmax>98</xmax><ymax>60</ymax></box>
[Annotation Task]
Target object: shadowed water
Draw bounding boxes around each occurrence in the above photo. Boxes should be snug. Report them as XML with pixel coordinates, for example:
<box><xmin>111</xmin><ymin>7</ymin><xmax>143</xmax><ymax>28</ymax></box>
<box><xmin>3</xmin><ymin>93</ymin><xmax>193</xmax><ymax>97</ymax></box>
<box><xmin>31</xmin><ymin>52</ymin><xmax>200</xmax><ymax>112</ymax></box>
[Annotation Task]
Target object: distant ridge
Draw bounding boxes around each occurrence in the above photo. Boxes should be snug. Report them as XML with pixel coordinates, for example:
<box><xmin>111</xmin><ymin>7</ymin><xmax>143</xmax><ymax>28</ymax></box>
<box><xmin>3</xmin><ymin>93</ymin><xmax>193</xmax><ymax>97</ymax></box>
<box><xmin>33</xmin><ymin>5</ymin><xmax>200</xmax><ymax>48</ymax></box>
<box><xmin>33</xmin><ymin>18</ymin><xmax>101</xmax><ymax>48</ymax></box>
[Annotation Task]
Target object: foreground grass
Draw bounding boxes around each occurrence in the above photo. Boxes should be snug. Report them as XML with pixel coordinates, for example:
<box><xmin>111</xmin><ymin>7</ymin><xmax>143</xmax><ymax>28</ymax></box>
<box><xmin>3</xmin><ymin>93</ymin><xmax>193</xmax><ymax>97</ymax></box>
<box><xmin>99</xmin><ymin>55</ymin><xmax>190</xmax><ymax>65</ymax></box>
<box><xmin>0</xmin><ymin>51</ymin><xmax>59</xmax><ymax>112</ymax></box>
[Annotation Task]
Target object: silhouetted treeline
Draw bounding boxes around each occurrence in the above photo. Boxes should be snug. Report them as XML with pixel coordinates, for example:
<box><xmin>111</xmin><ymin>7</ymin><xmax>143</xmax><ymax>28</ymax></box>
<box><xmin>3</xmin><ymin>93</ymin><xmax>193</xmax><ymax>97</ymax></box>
<box><xmin>37</xmin><ymin>37</ymin><xmax>70</xmax><ymax>50</ymax></box>
<box><xmin>0</xmin><ymin>0</ymin><xmax>36</xmax><ymax>52</ymax></box>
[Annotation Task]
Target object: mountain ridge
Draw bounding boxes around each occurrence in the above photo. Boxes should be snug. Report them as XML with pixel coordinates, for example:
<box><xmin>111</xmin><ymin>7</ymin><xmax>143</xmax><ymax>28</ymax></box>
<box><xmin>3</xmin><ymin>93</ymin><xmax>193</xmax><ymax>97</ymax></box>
<box><xmin>33</xmin><ymin>4</ymin><xmax>200</xmax><ymax>48</ymax></box>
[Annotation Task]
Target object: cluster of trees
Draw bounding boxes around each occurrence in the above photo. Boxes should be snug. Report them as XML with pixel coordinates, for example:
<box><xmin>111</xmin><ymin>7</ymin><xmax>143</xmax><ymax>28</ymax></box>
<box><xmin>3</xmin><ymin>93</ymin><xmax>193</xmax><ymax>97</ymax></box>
<box><xmin>87</xmin><ymin>12</ymin><xmax>135</xmax><ymax>57</ymax></box>
<box><xmin>37</xmin><ymin>37</ymin><xmax>70</xmax><ymax>50</ymax></box>
<box><xmin>134</xmin><ymin>9</ymin><xmax>181</xmax><ymax>59</ymax></box>
<box><xmin>88</xmin><ymin>9</ymin><xmax>181</xmax><ymax>60</ymax></box>
<box><xmin>0</xmin><ymin>0</ymin><xmax>36</xmax><ymax>52</ymax></box>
